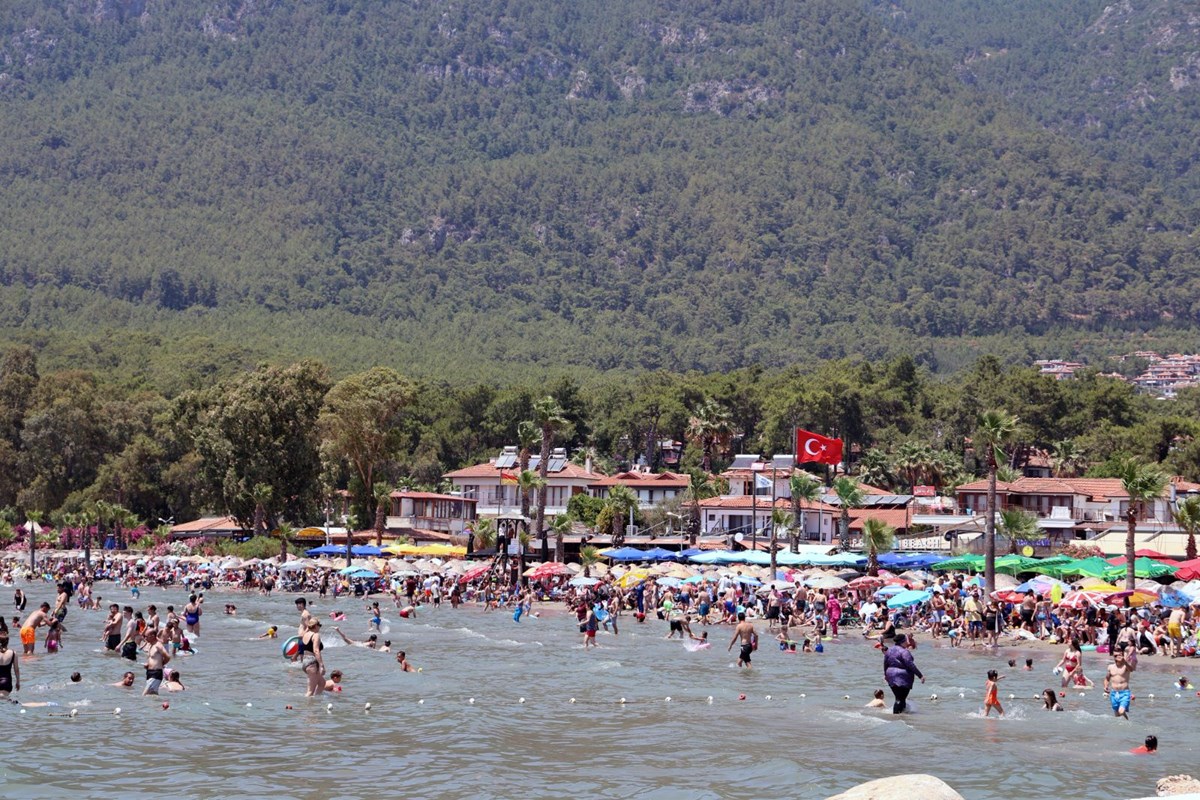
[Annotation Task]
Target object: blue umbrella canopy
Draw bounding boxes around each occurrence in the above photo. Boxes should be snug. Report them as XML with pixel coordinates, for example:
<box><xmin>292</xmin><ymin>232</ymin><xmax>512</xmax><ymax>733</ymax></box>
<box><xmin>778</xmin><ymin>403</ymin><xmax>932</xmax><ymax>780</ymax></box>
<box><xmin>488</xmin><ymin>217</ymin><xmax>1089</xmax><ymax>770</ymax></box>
<box><xmin>351</xmin><ymin>545</ymin><xmax>382</xmax><ymax>557</ymax></box>
<box><xmin>887</xmin><ymin>589</ymin><xmax>933</xmax><ymax>609</ymax></box>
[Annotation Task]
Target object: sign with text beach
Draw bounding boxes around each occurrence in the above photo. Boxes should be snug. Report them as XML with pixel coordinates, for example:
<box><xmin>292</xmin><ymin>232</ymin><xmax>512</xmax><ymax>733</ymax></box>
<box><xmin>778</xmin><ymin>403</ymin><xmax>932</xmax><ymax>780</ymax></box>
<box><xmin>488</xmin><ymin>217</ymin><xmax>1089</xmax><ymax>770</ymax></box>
<box><xmin>795</xmin><ymin>429</ymin><xmax>843</xmax><ymax>465</ymax></box>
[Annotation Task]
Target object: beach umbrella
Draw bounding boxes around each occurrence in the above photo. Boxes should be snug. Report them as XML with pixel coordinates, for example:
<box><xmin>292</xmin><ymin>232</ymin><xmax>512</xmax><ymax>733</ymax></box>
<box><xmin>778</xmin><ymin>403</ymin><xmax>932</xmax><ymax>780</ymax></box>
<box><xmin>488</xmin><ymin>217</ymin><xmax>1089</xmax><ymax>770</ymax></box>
<box><xmin>1057</xmin><ymin>590</ymin><xmax>1109</xmax><ymax>610</ymax></box>
<box><xmin>848</xmin><ymin>575</ymin><xmax>885</xmax><ymax>590</ymax></box>
<box><xmin>887</xmin><ymin>589</ymin><xmax>932</xmax><ymax>609</ymax></box>
<box><xmin>992</xmin><ymin>590</ymin><xmax>1026</xmax><ymax>604</ymax></box>
<box><xmin>873</xmin><ymin>585</ymin><xmax>908</xmax><ymax>599</ymax></box>
<box><xmin>657</xmin><ymin>576</ymin><xmax>684</xmax><ymax>588</ymax></box>
<box><xmin>458</xmin><ymin>562</ymin><xmax>491</xmax><ymax>583</ymax></box>
<box><xmin>1105</xmin><ymin>588</ymin><xmax>1159</xmax><ymax>608</ymax></box>
<box><xmin>931</xmin><ymin>554</ymin><xmax>985</xmax><ymax>572</ymax></box>
<box><xmin>529</xmin><ymin>562</ymin><xmax>573</xmax><ymax>579</ymax></box>
<box><xmin>1076</xmin><ymin>579</ymin><xmax>1120</xmax><ymax>592</ymax></box>
<box><xmin>568</xmin><ymin>576</ymin><xmax>600</xmax><ymax>588</ymax></box>
<box><xmin>1158</xmin><ymin>586</ymin><xmax>1193</xmax><ymax>608</ymax></box>
<box><xmin>806</xmin><ymin>575</ymin><xmax>848</xmax><ymax>590</ymax></box>
<box><xmin>616</xmin><ymin>570</ymin><xmax>650</xmax><ymax>588</ymax></box>
<box><xmin>683</xmin><ymin>574</ymin><xmax>710</xmax><ymax>584</ymax></box>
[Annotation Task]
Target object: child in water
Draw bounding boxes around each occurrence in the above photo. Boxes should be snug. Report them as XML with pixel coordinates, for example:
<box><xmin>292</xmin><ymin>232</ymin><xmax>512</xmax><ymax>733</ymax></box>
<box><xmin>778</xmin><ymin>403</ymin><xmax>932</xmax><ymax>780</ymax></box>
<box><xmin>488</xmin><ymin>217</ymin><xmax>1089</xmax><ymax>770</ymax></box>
<box><xmin>1042</xmin><ymin>689</ymin><xmax>1063</xmax><ymax>711</ymax></box>
<box><xmin>866</xmin><ymin>689</ymin><xmax>886</xmax><ymax>709</ymax></box>
<box><xmin>984</xmin><ymin>669</ymin><xmax>1004</xmax><ymax>717</ymax></box>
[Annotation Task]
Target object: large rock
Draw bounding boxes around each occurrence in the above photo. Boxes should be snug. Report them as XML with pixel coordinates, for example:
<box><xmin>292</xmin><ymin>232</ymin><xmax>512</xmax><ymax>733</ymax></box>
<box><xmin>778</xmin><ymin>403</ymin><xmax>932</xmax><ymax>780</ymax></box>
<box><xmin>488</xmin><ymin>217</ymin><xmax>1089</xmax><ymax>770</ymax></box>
<box><xmin>1158</xmin><ymin>774</ymin><xmax>1200</xmax><ymax>796</ymax></box>
<box><xmin>826</xmin><ymin>774</ymin><xmax>964</xmax><ymax>800</ymax></box>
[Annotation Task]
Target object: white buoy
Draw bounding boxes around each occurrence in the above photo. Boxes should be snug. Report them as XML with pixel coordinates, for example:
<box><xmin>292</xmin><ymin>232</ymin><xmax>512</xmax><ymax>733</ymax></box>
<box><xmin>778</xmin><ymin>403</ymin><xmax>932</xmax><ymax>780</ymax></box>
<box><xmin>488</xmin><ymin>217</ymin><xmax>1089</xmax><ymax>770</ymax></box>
<box><xmin>113</xmin><ymin>708</ymin><xmax>122</xmax><ymax>715</ymax></box>
<box><xmin>958</xmin><ymin>693</ymin><xmax>965</xmax><ymax>699</ymax></box>
<box><xmin>1176</xmin><ymin>693</ymin><xmax>1182</xmax><ymax>699</ymax></box>
<box><xmin>1079</xmin><ymin>693</ymin><xmax>1086</xmax><ymax>698</ymax></box>
<box><xmin>1008</xmin><ymin>694</ymin><xmax>1015</xmax><ymax>700</ymax></box>
<box><xmin>664</xmin><ymin>696</ymin><xmax>671</xmax><ymax>702</ymax></box>
<box><xmin>843</xmin><ymin>695</ymin><xmax>850</xmax><ymax>700</ymax></box>
<box><xmin>70</xmin><ymin>708</ymin><xmax>78</xmax><ymax>717</ymax></box>
<box><xmin>417</xmin><ymin>668</ymin><xmax>422</xmax><ymax>673</ymax></box>
<box><xmin>246</xmin><ymin>702</ymin><xmax>253</xmax><ymax>708</ymax></box>
<box><xmin>518</xmin><ymin>697</ymin><xmax>526</xmax><ymax>704</ymax></box>
<box><xmin>619</xmin><ymin>697</ymin><xmax>626</xmax><ymax>704</ymax></box>
<box><xmin>764</xmin><ymin>695</ymin><xmax>771</xmax><ymax>701</ymax></box>
<box><xmin>706</xmin><ymin>696</ymin><xmax>713</xmax><ymax>704</ymax></box>
<box><xmin>418</xmin><ymin>699</ymin><xmax>425</xmax><ymax>705</ymax></box>
<box><xmin>930</xmin><ymin>694</ymin><xmax>938</xmax><ymax>701</ymax></box>
<box><xmin>468</xmin><ymin>698</ymin><xmax>475</xmax><ymax>705</ymax></box>
<box><xmin>364</xmin><ymin>702</ymin><xmax>372</xmax><ymax>712</ymax></box>
<box><xmin>569</xmin><ymin>698</ymin><xmax>576</xmax><ymax>704</ymax></box>
<box><xmin>1149</xmin><ymin>694</ymin><xmax>1155</xmax><ymax>700</ymax></box>
<box><xmin>326</xmin><ymin>703</ymin><xmax>334</xmax><ymax>712</ymax></box>
<box><xmin>19</xmin><ymin>708</ymin><xmax>25</xmax><ymax>714</ymax></box>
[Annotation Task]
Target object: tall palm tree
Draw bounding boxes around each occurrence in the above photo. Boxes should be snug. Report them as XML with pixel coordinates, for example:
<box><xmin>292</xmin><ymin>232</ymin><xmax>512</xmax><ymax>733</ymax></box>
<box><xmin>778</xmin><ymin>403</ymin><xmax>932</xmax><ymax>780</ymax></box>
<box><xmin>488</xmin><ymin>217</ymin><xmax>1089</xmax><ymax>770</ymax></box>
<box><xmin>832</xmin><ymin>476</ymin><xmax>865</xmax><ymax>551</ymax></box>
<box><xmin>251</xmin><ymin>483</ymin><xmax>273</xmax><ymax>538</ymax></box>
<box><xmin>856</xmin><ymin>449</ymin><xmax>893</xmax><ymax>491</ymax></box>
<box><xmin>861</xmin><ymin>517</ymin><xmax>895</xmax><ymax>577</ymax></box>
<box><xmin>977</xmin><ymin>409</ymin><xmax>1018</xmax><ymax>594</ymax></box>
<box><xmin>682</xmin><ymin>470</ymin><xmax>717</xmax><ymax>547</ymax></box>
<box><xmin>685</xmin><ymin>400</ymin><xmax>733</xmax><ymax>473</ymax></box>
<box><xmin>517</xmin><ymin>470</ymin><xmax>548</xmax><ymax>560</ymax></box>
<box><xmin>606</xmin><ymin>484</ymin><xmax>639</xmax><ymax>546</ymax></box>
<box><xmin>1173</xmin><ymin>495</ymin><xmax>1200</xmax><ymax>562</ymax></box>
<box><xmin>999</xmin><ymin>507</ymin><xmax>1037</xmax><ymax>555</ymax></box>
<box><xmin>1118</xmin><ymin>458</ymin><xmax>1168</xmax><ymax>590</ymax></box>
<box><xmin>769</xmin><ymin>506</ymin><xmax>792</xmax><ymax>577</ymax></box>
<box><xmin>551</xmin><ymin>514</ymin><xmax>572</xmax><ymax>563</ymax></box>
<box><xmin>516</xmin><ymin>420</ymin><xmax>539</xmax><ymax>519</ymax></box>
<box><xmin>372</xmin><ymin>482</ymin><xmax>392</xmax><ymax>547</ymax></box>
<box><xmin>532</xmin><ymin>397</ymin><xmax>567</xmax><ymax>556</ymax></box>
<box><xmin>789</xmin><ymin>471</ymin><xmax>821</xmax><ymax>553</ymax></box>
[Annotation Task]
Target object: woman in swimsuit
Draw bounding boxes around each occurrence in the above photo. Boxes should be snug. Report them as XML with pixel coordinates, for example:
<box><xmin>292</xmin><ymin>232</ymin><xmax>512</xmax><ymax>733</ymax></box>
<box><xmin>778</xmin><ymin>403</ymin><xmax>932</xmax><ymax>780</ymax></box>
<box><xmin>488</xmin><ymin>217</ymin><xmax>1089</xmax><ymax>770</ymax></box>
<box><xmin>1055</xmin><ymin>638</ymin><xmax>1083</xmax><ymax>688</ymax></box>
<box><xmin>300</xmin><ymin>617</ymin><xmax>326</xmax><ymax>697</ymax></box>
<box><xmin>0</xmin><ymin>634</ymin><xmax>18</xmax><ymax>696</ymax></box>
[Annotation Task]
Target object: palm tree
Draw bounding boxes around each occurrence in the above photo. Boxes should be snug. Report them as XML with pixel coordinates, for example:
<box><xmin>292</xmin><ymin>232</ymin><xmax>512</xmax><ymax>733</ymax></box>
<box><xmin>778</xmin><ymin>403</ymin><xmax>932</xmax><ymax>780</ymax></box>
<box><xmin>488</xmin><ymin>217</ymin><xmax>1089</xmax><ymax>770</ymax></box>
<box><xmin>251</xmin><ymin>483</ymin><xmax>273</xmax><ymax>538</ymax></box>
<box><xmin>681</xmin><ymin>470</ymin><xmax>717</xmax><ymax>547</ymax></box>
<box><xmin>999</xmin><ymin>507</ymin><xmax>1037</xmax><ymax>555</ymax></box>
<box><xmin>276</xmin><ymin>522</ymin><xmax>295</xmax><ymax>563</ymax></box>
<box><xmin>551</xmin><ymin>514</ymin><xmax>572</xmax><ymax>563</ymax></box>
<box><xmin>1050</xmin><ymin>439</ymin><xmax>1085</xmax><ymax>478</ymax></box>
<box><xmin>606</xmin><ymin>484</ymin><xmax>639</xmax><ymax>546</ymax></box>
<box><xmin>856</xmin><ymin>449</ymin><xmax>893</xmax><ymax>491</ymax></box>
<box><xmin>977</xmin><ymin>409</ymin><xmax>1018</xmax><ymax>594</ymax></box>
<box><xmin>832</xmin><ymin>476</ymin><xmax>865</xmax><ymax>551</ymax></box>
<box><xmin>1173</xmin><ymin>495</ymin><xmax>1200</xmax><ymax>562</ymax></box>
<box><xmin>517</xmin><ymin>468</ymin><xmax>545</xmax><ymax>552</ymax></box>
<box><xmin>1118</xmin><ymin>458</ymin><xmax>1168</xmax><ymax>590</ymax></box>
<box><xmin>685</xmin><ymin>400</ymin><xmax>733</xmax><ymax>473</ymax></box>
<box><xmin>372</xmin><ymin>482</ymin><xmax>392</xmax><ymax>547</ymax></box>
<box><xmin>579</xmin><ymin>545</ymin><xmax>601</xmax><ymax>577</ymax></box>
<box><xmin>894</xmin><ymin>441</ymin><xmax>937</xmax><ymax>490</ymax></box>
<box><xmin>861</xmin><ymin>517</ymin><xmax>895</xmax><ymax>576</ymax></box>
<box><xmin>769</xmin><ymin>506</ymin><xmax>792</xmax><ymax>577</ymax></box>
<box><xmin>516</xmin><ymin>420</ymin><xmax>540</xmax><ymax>519</ymax></box>
<box><xmin>532</xmin><ymin>397</ymin><xmax>567</xmax><ymax>557</ymax></box>
<box><xmin>789</xmin><ymin>472</ymin><xmax>821</xmax><ymax>553</ymax></box>
<box><xmin>471</xmin><ymin>518</ymin><xmax>498</xmax><ymax>551</ymax></box>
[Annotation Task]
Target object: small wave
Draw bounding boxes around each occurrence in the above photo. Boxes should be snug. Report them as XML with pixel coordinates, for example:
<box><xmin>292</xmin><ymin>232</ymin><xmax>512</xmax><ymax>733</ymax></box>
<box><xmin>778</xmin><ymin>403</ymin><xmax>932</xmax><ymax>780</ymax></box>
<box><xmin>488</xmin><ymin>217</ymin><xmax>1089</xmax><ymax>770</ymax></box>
<box><xmin>68</xmin><ymin>698</ymin><xmax>93</xmax><ymax>708</ymax></box>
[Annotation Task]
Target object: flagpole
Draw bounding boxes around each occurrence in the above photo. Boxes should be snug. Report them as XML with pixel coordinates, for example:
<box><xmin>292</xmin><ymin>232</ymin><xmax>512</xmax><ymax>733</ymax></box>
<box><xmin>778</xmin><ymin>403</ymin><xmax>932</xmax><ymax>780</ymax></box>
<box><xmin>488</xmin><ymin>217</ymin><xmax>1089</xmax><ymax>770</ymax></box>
<box><xmin>751</xmin><ymin>462</ymin><xmax>758</xmax><ymax>552</ymax></box>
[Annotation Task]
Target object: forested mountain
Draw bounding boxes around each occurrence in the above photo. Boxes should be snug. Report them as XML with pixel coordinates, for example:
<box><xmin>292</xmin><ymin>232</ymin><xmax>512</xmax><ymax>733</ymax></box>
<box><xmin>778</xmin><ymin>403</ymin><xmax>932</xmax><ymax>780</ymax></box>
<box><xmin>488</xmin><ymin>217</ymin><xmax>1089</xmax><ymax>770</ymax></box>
<box><xmin>1</xmin><ymin>0</ymin><xmax>1199</xmax><ymax>389</ymax></box>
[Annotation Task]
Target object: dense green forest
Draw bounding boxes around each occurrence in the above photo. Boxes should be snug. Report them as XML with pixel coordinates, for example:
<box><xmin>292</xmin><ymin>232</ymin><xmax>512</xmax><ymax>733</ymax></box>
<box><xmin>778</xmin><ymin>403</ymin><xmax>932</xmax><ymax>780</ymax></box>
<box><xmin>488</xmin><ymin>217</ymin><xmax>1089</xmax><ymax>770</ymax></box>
<box><xmin>5</xmin><ymin>343</ymin><xmax>1200</xmax><ymax>539</ymax></box>
<box><xmin>0</xmin><ymin>0</ymin><xmax>1198</xmax><ymax>388</ymax></box>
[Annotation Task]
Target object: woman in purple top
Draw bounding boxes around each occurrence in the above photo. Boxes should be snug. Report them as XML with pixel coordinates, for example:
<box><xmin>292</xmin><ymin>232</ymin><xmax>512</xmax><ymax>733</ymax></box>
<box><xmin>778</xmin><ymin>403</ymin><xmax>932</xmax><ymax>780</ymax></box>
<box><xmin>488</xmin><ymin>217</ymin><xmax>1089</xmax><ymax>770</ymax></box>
<box><xmin>883</xmin><ymin>634</ymin><xmax>924</xmax><ymax>714</ymax></box>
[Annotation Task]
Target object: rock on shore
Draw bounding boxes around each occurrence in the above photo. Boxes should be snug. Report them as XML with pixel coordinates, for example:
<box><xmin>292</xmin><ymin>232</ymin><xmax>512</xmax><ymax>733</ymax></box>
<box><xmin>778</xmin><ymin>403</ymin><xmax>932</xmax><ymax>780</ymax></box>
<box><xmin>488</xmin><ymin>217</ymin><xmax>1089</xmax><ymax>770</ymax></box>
<box><xmin>1157</xmin><ymin>775</ymin><xmax>1200</xmax><ymax>796</ymax></box>
<box><xmin>825</xmin><ymin>774</ymin><xmax>964</xmax><ymax>800</ymax></box>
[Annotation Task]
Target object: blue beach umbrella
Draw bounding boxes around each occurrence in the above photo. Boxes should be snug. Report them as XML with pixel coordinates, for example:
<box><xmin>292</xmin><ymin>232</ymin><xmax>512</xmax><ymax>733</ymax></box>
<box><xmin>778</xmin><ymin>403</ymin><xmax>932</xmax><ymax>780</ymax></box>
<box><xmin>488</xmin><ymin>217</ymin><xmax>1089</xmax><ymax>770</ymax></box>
<box><xmin>887</xmin><ymin>589</ymin><xmax>933</xmax><ymax>609</ymax></box>
<box><xmin>873</xmin><ymin>585</ymin><xmax>907</xmax><ymax>599</ymax></box>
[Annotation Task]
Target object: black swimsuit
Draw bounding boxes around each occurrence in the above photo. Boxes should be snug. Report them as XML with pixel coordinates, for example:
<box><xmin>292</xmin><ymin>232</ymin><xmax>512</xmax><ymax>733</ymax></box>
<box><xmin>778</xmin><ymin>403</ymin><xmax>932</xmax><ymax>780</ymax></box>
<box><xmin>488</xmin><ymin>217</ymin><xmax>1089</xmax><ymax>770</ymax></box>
<box><xmin>0</xmin><ymin>654</ymin><xmax>13</xmax><ymax>692</ymax></box>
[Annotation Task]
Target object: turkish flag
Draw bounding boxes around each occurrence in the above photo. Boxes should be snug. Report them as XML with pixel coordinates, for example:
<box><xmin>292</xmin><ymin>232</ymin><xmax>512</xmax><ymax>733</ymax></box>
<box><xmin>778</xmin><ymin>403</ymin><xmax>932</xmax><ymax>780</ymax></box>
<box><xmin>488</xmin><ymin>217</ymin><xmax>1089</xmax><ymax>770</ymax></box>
<box><xmin>795</xmin><ymin>429</ymin><xmax>843</xmax><ymax>465</ymax></box>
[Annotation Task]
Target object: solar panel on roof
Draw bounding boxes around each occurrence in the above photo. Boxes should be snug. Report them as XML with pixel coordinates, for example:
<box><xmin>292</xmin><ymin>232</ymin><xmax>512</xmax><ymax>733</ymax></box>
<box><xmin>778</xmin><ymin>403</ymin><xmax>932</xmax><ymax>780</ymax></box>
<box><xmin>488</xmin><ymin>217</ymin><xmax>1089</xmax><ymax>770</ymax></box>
<box><xmin>729</xmin><ymin>454</ymin><xmax>759</xmax><ymax>469</ymax></box>
<box><xmin>772</xmin><ymin>455</ymin><xmax>795</xmax><ymax>469</ymax></box>
<box><xmin>547</xmin><ymin>456</ymin><xmax>567</xmax><ymax>472</ymax></box>
<box><xmin>495</xmin><ymin>452</ymin><xmax>518</xmax><ymax>468</ymax></box>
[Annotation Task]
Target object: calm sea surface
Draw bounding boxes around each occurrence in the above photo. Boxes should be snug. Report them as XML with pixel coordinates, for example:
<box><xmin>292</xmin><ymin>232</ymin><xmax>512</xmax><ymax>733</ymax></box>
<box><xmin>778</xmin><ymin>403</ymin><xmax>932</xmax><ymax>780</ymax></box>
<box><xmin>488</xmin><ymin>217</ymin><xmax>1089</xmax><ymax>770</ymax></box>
<box><xmin>1</xmin><ymin>584</ymin><xmax>1193</xmax><ymax>799</ymax></box>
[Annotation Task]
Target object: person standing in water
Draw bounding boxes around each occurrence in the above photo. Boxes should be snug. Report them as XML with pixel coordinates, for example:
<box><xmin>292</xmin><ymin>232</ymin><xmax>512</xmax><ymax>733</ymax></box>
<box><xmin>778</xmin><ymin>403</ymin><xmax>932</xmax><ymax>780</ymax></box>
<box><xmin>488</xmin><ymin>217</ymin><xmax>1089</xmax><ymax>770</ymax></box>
<box><xmin>1104</xmin><ymin>647</ymin><xmax>1135</xmax><ymax>719</ymax></box>
<box><xmin>295</xmin><ymin>596</ymin><xmax>313</xmax><ymax>636</ymax></box>
<box><xmin>142</xmin><ymin>629</ymin><xmax>170</xmax><ymax>696</ymax></box>
<box><xmin>182</xmin><ymin>595</ymin><xmax>202</xmax><ymax>637</ymax></box>
<box><xmin>883</xmin><ymin>634</ymin><xmax>924</xmax><ymax>714</ymax></box>
<box><xmin>727</xmin><ymin>612</ymin><xmax>757</xmax><ymax>669</ymax></box>
<box><xmin>19</xmin><ymin>603</ymin><xmax>51</xmax><ymax>655</ymax></box>
<box><xmin>0</xmin><ymin>634</ymin><xmax>18</xmax><ymax>697</ymax></box>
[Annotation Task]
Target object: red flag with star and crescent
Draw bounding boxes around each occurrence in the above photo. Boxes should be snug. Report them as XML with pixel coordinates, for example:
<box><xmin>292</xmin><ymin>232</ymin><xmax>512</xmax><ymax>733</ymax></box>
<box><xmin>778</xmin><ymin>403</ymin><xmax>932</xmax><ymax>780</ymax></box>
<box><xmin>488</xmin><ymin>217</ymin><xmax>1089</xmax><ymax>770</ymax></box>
<box><xmin>795</xmin><ymin>429</ymin><xmax>843</xmax><ymax>465</ymax></box>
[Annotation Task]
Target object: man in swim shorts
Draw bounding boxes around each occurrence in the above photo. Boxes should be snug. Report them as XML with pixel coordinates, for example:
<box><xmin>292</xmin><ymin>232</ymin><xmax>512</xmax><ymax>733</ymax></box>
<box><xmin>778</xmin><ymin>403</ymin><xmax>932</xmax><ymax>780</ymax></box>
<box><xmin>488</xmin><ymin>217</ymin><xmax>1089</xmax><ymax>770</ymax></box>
<box><xmin>19</xmin><ymin>603</ymin><xmax>51</xmax><ymax>655</ymax></box>
<box><xmin>142</xmin><ymin>629</ymin><xmax>170</xmax><ymax>696</ymax></box>
<box><xmin>1104</xmin><ymin>647</ymin><xmax>1135</xmax><ymax>719</ymax></box>
<box><xmin>728</xmin><ymin>612</ymin><xmax>757</xmax><ymax>669</ymax></box>
<box><xmin>103</xmin><ymin>604</ymin><xmax>122</xmax><ymax>652</ymax></box>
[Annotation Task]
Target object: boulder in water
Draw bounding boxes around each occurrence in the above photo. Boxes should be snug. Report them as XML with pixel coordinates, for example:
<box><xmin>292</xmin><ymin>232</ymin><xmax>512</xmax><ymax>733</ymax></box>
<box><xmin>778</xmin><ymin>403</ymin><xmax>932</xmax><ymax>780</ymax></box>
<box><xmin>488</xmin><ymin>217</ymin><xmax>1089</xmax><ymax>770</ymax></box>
<box><xmin>1157</xmin><ymin>774</ymin><xmax>1200</xmax><ymax>796</ymax></box>
<box><xmin>826</xmin><ymin>774</ymin><xmax>964</xmax><ymax>800</ymax></box>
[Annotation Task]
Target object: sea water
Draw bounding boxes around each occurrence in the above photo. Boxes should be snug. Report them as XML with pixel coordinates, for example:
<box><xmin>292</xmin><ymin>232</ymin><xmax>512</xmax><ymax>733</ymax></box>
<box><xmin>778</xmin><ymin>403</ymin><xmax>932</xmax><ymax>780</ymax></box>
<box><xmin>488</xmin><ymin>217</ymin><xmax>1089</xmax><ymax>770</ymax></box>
<box><xmin>2</xmin><ymin>585</ymin><xmax>1193</xmax><ymax>799</ymax></box>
